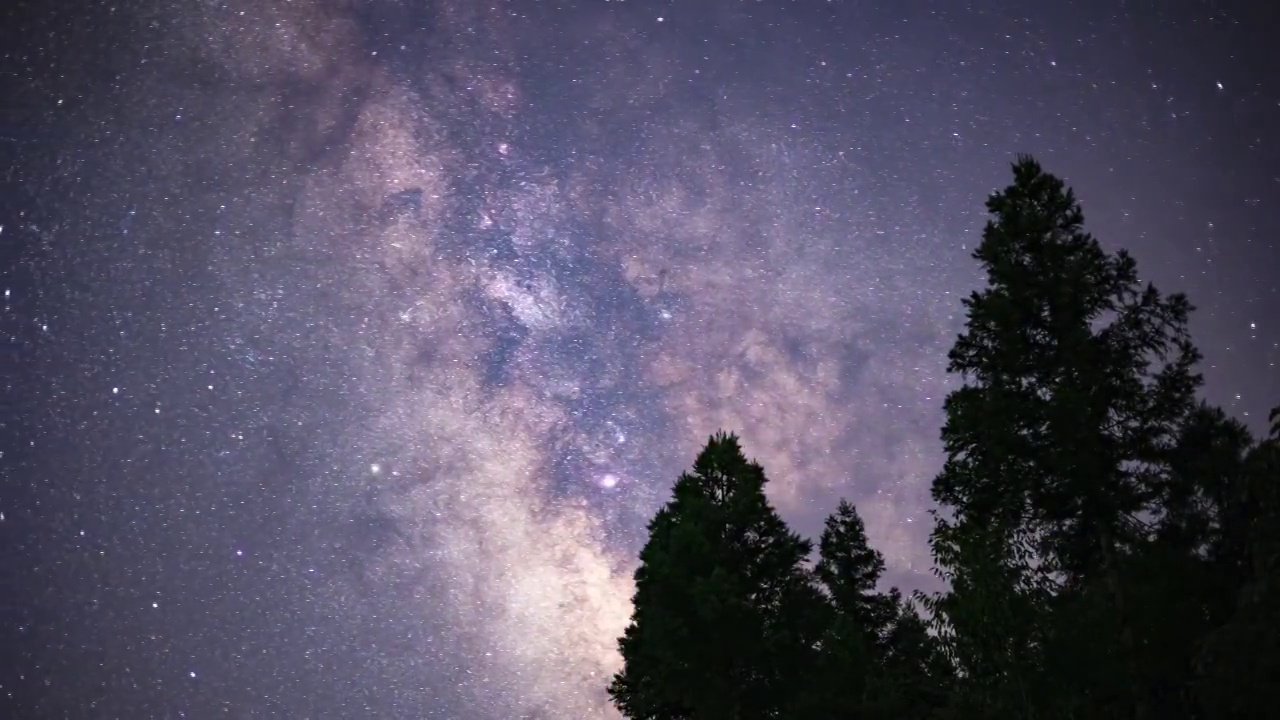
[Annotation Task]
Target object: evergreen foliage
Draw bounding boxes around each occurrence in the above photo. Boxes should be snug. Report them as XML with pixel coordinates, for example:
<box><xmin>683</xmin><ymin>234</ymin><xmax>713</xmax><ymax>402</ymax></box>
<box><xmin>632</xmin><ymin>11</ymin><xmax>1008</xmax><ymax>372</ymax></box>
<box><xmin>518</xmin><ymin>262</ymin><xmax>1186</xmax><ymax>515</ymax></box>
<box><xmin>609</xmin><ymin>158</ymin><xmax>1276</xmax><ymax>720</ymax></box>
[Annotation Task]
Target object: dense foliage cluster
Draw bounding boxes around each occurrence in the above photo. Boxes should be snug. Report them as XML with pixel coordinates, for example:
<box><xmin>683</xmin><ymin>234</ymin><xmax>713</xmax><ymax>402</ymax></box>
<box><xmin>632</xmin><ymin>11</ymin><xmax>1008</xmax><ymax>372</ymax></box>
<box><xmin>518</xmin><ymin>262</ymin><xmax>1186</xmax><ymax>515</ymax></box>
<box><xmin>610</xmin><ymin>157</ymin><xmax>1279</xmax><ymax>720</ymax></box>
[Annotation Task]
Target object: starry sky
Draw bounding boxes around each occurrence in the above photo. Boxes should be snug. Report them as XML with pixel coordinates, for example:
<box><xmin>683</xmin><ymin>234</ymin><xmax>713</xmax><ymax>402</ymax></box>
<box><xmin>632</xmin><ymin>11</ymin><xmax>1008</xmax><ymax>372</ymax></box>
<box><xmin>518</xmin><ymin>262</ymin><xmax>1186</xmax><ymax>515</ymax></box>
<box><xmin>1</xmin><ymin>0</ymin><xmax>1277</xmax><ymax>717</ymax></box>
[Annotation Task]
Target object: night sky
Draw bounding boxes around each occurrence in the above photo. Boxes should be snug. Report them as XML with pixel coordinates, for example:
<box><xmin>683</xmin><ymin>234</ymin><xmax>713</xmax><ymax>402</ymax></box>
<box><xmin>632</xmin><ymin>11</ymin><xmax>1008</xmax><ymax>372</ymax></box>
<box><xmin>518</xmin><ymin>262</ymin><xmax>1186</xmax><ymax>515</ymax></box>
<box><xmin>2</xmin><ymin>0</ymin><xmax>1277</xmax><ymax>717</ymax></box>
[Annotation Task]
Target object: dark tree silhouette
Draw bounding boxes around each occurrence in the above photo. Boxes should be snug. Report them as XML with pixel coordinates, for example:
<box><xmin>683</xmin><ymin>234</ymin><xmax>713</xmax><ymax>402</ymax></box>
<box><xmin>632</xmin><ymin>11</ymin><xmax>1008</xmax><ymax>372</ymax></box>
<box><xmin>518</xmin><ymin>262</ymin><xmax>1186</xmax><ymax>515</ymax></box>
<box><xmin>925</xmin><ymin>155</ymin><xmax>1208</xmax><ymax>718</ymax></box>
<box><xmin>809</xmin><ymin>500</ymin><xmax>950</xmax><ymax>719</ymax></box>
<box><xmin>608</xmin><ymin>432</ymin><xmax>825</xmax><ymax>720</ymax></box>
<box><xmin>610</xmin><ymin>157</ymin><xmax>1277</xmax><ymax>720</ymax></box>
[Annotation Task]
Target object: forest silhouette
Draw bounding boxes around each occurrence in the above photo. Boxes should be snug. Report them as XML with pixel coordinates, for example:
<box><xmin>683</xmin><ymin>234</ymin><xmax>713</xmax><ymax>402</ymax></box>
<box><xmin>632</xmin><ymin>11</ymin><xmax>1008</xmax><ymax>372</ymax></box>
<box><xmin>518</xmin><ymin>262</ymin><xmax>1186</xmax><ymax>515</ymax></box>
<box><xmin>609</xmin><ymin>157</ymin><xmax>1279</xmax><ymax>720</ymax></box>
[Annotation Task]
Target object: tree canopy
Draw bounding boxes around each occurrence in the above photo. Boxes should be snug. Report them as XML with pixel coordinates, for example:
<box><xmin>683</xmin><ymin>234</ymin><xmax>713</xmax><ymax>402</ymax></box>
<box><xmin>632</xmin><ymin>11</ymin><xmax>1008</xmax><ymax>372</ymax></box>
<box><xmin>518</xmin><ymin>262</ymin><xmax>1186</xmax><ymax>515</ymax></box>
<box><xmin>609</xmin><ymin>157</ymin><xmax>1276</xmax><ymax>720</ymax></box>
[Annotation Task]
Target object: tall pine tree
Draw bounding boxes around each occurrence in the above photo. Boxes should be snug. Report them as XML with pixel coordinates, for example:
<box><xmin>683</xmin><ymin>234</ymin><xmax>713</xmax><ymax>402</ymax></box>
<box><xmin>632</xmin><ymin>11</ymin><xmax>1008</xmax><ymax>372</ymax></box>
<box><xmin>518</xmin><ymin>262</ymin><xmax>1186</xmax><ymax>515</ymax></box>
<box><xmin>608</xmin><ymin>433</ymin><xmax>825</xmax><ymax>720</ymax></box>
<box><xmin>926</xmin><ymin>156</ymin><xmax>1203</xmax><ymax>719</ymax></box>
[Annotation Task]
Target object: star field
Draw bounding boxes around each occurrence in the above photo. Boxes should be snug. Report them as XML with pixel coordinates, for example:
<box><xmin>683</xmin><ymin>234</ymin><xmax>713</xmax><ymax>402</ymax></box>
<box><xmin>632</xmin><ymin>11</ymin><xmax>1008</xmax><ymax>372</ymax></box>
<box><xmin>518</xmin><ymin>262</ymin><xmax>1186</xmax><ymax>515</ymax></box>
<box><xmin>2</xmin><ymin>0</ymin><xmax>1277</xmax><ymax>717</ymax></box>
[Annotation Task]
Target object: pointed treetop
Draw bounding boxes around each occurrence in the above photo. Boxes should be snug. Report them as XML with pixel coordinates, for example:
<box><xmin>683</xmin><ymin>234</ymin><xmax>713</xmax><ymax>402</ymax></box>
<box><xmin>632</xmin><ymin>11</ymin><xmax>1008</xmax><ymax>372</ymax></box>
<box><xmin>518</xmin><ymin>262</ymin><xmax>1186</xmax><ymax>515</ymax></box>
<box><xmin>818</xmin><ymin>500</ymin><xmax>885</xmax><ymax>596</ymax></box>
<box><xmin>677</xmin><ymin>430</ymin><xmax>764</xmax><ymax>504</ymax></box>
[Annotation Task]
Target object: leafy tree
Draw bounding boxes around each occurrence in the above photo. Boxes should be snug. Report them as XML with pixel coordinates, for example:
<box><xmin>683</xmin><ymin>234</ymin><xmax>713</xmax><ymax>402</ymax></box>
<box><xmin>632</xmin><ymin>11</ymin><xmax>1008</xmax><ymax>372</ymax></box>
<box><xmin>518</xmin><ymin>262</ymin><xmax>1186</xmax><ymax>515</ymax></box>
<box><xmin>924</xmin><ymin>530</ymin><xmax>1050</xmax><ymax>718</ymax></box>
<box><xmin>925</xmin><ymin>156</ymin><xmax>1204</xmax><ymax>719</ymax></box>
<box><xmin>867</xmin><ymin>595</ymin><xmax>952</xmax><ymax>719</ymax></box>
<box><xmin>1157</xmin><ymin>403</ymin><xmax>1255</xmax><ymax>584</ymax></box>
<box><xmin>1193</xmin><ymin>406</ymin><xmax>1280</xmax><ymax>719</ymax></box>
<box><xmin>608</xmin><ymin>432</ymin><xmax>825</xmax><ymax>720</ymax></box>
<box><xmin>1104</xmin><ymin>402</ymin><xmax>1258</xmax><ymax>717</ymax></box>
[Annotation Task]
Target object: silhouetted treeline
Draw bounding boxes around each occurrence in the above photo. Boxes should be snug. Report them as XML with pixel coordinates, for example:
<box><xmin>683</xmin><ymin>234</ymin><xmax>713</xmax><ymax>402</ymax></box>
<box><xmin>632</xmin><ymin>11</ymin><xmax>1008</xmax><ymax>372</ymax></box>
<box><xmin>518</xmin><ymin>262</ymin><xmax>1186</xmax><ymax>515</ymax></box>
<box><xmin>609</xmin><ymin>157</ymin><xmax>1279</xmax><ymax>720</ymax></box>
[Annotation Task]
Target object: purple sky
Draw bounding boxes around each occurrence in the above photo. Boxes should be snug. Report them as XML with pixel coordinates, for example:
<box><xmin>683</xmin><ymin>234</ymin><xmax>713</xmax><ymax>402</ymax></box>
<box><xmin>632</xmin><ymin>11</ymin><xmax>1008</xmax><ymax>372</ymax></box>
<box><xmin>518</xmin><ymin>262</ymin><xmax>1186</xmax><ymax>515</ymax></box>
<box><xmin>2</xmin><ymin>0</ymin><xmax>1277</xmax><ymax>716</ymax></box>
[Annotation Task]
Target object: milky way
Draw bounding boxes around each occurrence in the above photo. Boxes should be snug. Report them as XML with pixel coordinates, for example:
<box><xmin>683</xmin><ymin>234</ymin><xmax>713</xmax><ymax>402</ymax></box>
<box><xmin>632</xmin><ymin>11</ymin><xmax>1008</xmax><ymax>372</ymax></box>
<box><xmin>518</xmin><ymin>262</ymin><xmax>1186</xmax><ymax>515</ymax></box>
<box><xmin>4</xmin><ymin>0</ymin><xmax>1277</xmax><ymax>717</ymax></box>
<box><xmin>188</xmin><ymin>3</ymin><xmax>964</xmax><ymax>714</ymax></box>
